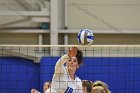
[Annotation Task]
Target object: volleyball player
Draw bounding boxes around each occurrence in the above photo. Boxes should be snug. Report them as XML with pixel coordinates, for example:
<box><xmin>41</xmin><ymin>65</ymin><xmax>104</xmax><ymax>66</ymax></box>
<box><xmin>82</xmin><ymin>80</ymin><xmax>93</xmax><ymax>93</ymax></box>
<box><xmin>31</xmin><ymin>81</ymin><xmax>51</xmax><ymax>93</ymax></box>
<box><xmin>50</xmin><ymin>47</ymin><xmax>83</xmax><ymax>93</ymax></box>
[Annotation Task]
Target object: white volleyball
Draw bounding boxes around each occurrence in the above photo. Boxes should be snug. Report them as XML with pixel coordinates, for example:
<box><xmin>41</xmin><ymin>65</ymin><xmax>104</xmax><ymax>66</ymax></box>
<box><xmin>77</xmin><ymin>29</ymin><xmax>94</xmax><ymax>45</ymax></box>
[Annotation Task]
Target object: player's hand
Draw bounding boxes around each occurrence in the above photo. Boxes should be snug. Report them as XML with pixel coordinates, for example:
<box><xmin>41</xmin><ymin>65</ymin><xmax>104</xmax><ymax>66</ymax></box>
<box><xmin>68</xmin><ymin>47</ymin><xmax>78</xmax><ymax>58</ymax></box>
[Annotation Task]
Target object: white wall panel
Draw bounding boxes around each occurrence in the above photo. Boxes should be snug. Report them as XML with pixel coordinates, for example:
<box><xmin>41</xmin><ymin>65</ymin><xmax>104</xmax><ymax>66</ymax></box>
<box><xmin>68</xmin><ymin>0</ymin><xmax>140</xmax><ymax>30</ymax></box>
<box><xmin>0</xmin><ymin>33</ymin><xmax>38</xmax><ymax>44</ymax></box>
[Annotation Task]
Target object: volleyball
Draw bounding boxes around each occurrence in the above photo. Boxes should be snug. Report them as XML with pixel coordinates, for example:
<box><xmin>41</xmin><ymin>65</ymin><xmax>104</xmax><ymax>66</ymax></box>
<box><xmin>77</xmin><ymin>29</ymin><xmax>94</xmax><ymax>45</ymax></box>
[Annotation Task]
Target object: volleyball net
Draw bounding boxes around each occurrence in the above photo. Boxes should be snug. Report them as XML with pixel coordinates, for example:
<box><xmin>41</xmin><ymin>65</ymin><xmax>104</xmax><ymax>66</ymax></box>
<box><xmin>0</xmin><ymin>45</ymin><xmax>140</xmax><ymax>93</ymax></box>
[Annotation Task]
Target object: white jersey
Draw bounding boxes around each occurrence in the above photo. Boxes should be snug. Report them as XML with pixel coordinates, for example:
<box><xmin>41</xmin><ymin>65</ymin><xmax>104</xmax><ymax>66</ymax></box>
<box><xmin>45</xmin><ymin>88</ymin><xmax>51</xmax><ymax>93</ymax></box>
<box><xmin>50</xmin><ymin>54</ymin><xmax>83</xmax><ymax>93</ymax></box>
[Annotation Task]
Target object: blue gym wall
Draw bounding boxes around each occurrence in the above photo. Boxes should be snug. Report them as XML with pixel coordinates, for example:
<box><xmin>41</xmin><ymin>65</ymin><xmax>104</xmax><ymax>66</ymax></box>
<box><xmin>41</xmin><ymin>57</ymin><xmax>140</xmax><ymax>93</ymax></box>
<box><xmin>0</xmin><ymin>57</ymin><xmax>140</xmax><ymax>93</ymax></box>
<box><xmin>0</xmin><ymin>57</ymin><xmax>40</xmax><ymax>93</ymax></box>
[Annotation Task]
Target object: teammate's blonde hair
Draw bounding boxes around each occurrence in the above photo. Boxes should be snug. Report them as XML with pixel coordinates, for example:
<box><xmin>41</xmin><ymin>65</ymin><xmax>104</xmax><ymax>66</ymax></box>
<box><xmin>92</xmin><ymin>80</ymin><xmax>111</xmax><ymax>93</ymax></box>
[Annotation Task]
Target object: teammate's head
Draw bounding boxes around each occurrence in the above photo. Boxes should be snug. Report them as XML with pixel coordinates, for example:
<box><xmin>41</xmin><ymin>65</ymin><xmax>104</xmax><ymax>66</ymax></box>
<box><xmin>82</xmin><ymin>80</ymin><xmax>92</xmax><ymax>93</ymax></box>
<box><xmin>92</xmin><ymin>81</ymin><xmax>111</xmax><ymax>93</ymax></box>
<box><xmin>43</xmin><ymin>81</ymin><xmax>51</xmax><ymax>92</ymax></box>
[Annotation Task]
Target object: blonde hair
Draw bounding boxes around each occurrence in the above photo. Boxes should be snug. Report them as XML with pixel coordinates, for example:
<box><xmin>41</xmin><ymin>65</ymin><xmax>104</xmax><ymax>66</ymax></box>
<box><xmin>92</xmin><ymin>80</ymin><xmax>111</xmax><ymax>93</ymax></box>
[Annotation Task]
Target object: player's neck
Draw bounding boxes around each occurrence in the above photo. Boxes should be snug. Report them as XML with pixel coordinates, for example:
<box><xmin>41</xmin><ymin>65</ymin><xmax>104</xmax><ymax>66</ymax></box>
<box><xmin>69</xmin><ymin>74</ymin><xmax>75</xmax><ymax>80</ymax></box>
<box><xmin>68</xmin><ymin>69</ymin><xmax>76</xmax><ymax>80</ymax></box>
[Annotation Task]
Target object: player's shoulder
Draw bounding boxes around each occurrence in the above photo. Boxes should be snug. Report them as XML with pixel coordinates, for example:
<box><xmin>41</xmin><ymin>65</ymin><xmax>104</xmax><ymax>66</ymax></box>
<box><xmin>75</xmin><ymin>76</ymin><xmax>82</xmax><ymax>81</ymax></box>
<box><xmin>75</xmin><ymin>76</ymin><xmax>83</xmax><ymax>88</ymax></box>
<box><xmin>45</xmin><ymin>88</ymin><xmax>56</xmax><ymax>93</ymax></box>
